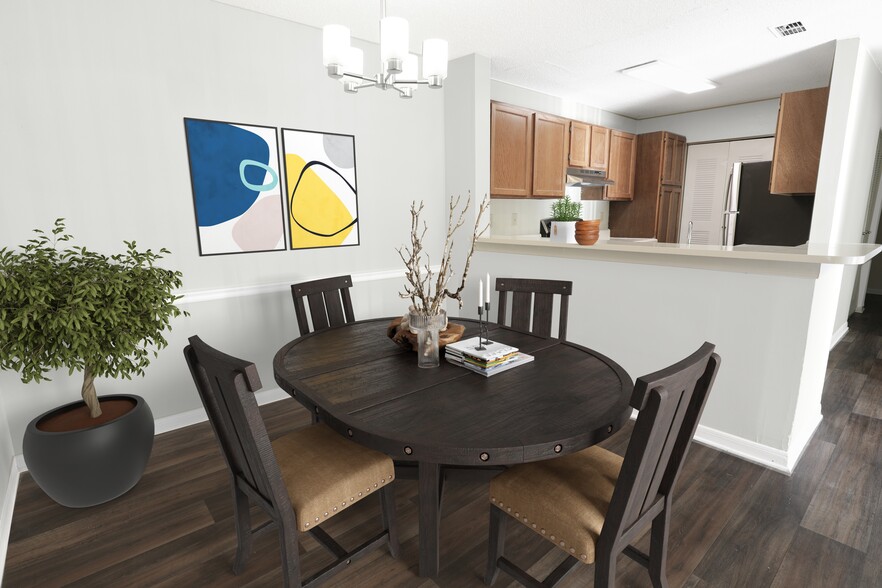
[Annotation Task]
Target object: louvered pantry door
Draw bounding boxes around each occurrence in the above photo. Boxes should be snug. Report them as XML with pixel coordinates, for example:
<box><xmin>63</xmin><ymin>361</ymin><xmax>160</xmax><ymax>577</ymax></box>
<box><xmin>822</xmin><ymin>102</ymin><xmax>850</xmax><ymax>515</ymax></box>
<box><xmin>678</xmin><ymin>138</ymin><xmax>774</xmax><ymax>245</ymax></box>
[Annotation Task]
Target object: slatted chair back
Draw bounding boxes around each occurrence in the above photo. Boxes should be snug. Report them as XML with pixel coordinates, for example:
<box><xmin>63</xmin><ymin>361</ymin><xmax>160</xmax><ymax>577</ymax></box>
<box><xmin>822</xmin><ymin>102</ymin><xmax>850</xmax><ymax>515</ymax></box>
<box><xmin>184</xmin><ymin>337</ymin><xmax>293</xmax><ymax>523</ymax></box>
<box><xmin>495</xmin><ymin>277</ymin><xmax>573</xmax><ymax>340</ymax></box>
<box><xmin>600</xmin><ymin>342</ymin><xmax>720</xmax><ymax>550</ymax></box>
<box><xmin>290</xmin><ymin>275</ymin><xmax>355</xmax><ymax>336</ymax></box>
<box><xmin>186</xmin><ymin>337</ymin><xmax>399</xmax><ymax>587</ymax></box>
<box><xmin>484</xmin><ymin>342</ymin><xmax>720</xmax><ymax>587</ymax></box>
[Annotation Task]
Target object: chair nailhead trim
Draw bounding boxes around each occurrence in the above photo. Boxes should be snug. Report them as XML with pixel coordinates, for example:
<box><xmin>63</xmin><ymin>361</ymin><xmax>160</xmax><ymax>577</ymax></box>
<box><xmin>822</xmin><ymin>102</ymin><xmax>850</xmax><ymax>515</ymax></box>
<box><xmin>581</xmin><ymin>555</ymin><xmax>588</xmax><ymax>561</ymax></box>
<box><xmin>305</xmin><ymin>522</ymin><xmax>310</xmax><ymax>527</ymax></box>
<box><xmin>570</xmin><ymin>548</ymin><xmax>576</xmax><ymax>554</ymax></box>
<box><xmin>550</xmin><ymin>535</ymin><xmax>556</xmax><ymax>541</ymax></box>
<box><xmin>541</xmin><ymin>529</ymin><xmax>546</xmax><ymax>534</ymax></box>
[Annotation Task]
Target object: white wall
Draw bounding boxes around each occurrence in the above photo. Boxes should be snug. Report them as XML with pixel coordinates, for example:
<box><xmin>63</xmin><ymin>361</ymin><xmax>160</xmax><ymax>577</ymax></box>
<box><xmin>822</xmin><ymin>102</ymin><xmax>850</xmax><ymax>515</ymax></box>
<box><xmin>0</xmin><ymin>0</ymin><xmax>446</xmax><ymax>456</ymax></box>
<box><xmin>443</xmin><ymin>54</ymin><xmax>493</xmax><ymax>314</ymax></box>
<box><xmin>491</xmin><ymin>81</ymin><xmax>637</xmax><ymax>132</ymax></box>
<box><xmin>470</xmin><ymin>248</ymin><xmax>819</xmax><ymax>463</ymax></box>
<box><xmin>635</xmin><ymin>99</ymin><xmax>781</xmax><ymax>142</ymax></box>
<box><xmin>811</xmin><ymin>40</ymin><xmax>882</xmax><ymax>330</ymax></box>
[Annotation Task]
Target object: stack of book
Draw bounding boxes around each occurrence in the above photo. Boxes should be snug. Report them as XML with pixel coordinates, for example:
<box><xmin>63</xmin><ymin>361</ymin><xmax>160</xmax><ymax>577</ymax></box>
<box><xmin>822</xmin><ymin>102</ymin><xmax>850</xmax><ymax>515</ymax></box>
<box><xmin>445</xmin><ymin>336</ymin><xmax>534</xmax><ymax>377</ymax></box>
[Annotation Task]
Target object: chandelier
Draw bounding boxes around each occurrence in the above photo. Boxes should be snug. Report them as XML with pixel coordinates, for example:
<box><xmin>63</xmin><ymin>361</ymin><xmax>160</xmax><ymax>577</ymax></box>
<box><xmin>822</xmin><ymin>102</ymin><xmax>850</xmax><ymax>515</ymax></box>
<box><xmin>322</xmin><ymin>1</ymin><xmax>448</xmax><ymax>99</ymax></box>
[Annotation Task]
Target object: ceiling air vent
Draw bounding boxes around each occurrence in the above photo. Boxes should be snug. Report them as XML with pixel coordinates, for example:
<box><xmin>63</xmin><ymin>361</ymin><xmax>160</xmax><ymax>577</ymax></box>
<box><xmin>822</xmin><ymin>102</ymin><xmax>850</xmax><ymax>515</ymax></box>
<box><xmin>769</xmin><ymin>21</ymin><xmax>807</xmax><ymax>38</ymax></box>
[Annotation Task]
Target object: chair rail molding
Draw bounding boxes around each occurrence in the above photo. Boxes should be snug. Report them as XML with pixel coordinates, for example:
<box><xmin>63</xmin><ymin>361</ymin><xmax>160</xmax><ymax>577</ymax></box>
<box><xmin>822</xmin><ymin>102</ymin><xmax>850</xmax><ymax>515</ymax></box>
<box><xmin>177</xmin><ymin>266</ymin><xmax>441</xmax><ymax>306</ymax></box>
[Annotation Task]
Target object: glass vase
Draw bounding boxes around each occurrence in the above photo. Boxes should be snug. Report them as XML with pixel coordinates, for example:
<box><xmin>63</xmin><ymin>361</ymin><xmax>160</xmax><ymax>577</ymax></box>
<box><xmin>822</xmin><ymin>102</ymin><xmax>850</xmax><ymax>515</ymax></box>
<box><xmin>408</xmin><ymin>310</ymin><xmax>448</xmax><ymax>368</ymax></box>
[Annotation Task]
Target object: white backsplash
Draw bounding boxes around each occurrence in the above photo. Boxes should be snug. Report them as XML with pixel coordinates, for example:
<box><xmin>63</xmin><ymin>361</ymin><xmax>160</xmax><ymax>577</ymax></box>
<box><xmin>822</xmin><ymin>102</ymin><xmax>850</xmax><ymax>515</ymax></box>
<box><xmin>489</xmin><ymin>195</ymin><xmax>609</xmax><ymax>236</ymax></box>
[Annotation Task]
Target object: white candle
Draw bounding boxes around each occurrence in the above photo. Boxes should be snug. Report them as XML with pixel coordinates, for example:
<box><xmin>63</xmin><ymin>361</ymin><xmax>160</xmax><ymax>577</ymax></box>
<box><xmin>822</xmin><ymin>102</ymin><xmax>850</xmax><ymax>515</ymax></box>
<box><xmin>486</xmin><ymin>273</ymin><xmax>490</xmax><ymax>304</ymax></box>
<box><xmin>479</xmin><ymin>279</ymin><xmax>484</xmax><ymax>307</ymax></box>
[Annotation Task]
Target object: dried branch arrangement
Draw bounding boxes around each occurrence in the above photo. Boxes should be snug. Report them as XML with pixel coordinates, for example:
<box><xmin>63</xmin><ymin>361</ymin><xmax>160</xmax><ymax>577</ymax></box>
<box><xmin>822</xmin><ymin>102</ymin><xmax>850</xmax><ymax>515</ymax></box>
<box><xmin>397</xmin><ymin>193</ymin><xmax>489</xmax><ymax>316</ymax></box>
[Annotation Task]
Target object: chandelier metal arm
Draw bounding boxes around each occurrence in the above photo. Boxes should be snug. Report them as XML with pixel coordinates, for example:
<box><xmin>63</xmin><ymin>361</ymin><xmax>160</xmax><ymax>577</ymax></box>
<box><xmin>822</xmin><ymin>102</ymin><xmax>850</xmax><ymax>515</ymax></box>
<box><xmin>323</xmin><ymin>0</ymin><xmax>447</xmax><ymax>97</ymax></box>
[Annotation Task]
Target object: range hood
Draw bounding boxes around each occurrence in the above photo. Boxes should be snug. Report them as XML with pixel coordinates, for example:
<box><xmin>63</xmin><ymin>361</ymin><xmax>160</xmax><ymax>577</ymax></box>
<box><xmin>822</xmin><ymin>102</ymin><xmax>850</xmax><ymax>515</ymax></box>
<box><xmin>566</xmin><ymin>167</ymin><xmax>614</xmax><ymax>187</ymax></box>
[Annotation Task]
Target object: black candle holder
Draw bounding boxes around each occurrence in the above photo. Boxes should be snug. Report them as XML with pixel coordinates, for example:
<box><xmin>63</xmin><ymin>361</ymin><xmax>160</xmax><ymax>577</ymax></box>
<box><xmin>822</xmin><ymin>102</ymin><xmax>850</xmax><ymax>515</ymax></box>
<box><xmin>476</xmin><ymin>302</ymin><xmax>492</xmax><ymax>350</ymax></box>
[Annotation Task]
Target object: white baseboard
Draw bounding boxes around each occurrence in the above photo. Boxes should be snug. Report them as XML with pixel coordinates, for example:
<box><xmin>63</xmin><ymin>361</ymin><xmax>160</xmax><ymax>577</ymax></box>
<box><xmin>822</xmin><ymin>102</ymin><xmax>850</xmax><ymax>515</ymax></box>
<box><xmin>0</xmin><ymin>459</ymin><xmax>20</xmax><ymax>585</ymax></box>
<box><xmin>628</xmin><ymin>410</ymin><xmax>795</xmax><ymax>474</ymax></box>
<box><xmin>14</xmin><ymin>387</ymin><xmax>292</xmax><ymax>473</ymax></box>
<box><xmin>154</xmin><ymin>386</ymin><xmax>289</xmax><ymax>434</ymax></box>
<box><xmin>693</xmin><ymin>424</ymin><xmax>792</xmax><ymax>474</ymax></box>
<box><xmin>830</xmin><ymin>324</ymin><xmax>849</xmax><ymax>350</ymax></box>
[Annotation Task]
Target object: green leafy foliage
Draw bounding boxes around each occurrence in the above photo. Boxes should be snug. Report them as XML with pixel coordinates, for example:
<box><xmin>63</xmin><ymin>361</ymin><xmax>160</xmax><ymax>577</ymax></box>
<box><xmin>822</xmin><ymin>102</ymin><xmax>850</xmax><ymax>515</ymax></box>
<box><xmin>549</xmin><ymin>195</ymin><xmax>582</xmax><ymax>221</ymax></box>
<box><xmin>0</xmin><ymin>219</ymin><xmax>188</xmax><ymax>388</ymax></box>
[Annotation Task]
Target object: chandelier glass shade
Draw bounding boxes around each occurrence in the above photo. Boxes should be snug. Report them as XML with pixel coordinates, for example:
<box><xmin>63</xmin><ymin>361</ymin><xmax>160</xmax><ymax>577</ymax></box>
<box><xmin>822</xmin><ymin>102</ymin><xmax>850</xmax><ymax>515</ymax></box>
<box><xmin>322</xmin><ymin>1</ymin><xmax>448</xmax><ymax>98</ymax></box>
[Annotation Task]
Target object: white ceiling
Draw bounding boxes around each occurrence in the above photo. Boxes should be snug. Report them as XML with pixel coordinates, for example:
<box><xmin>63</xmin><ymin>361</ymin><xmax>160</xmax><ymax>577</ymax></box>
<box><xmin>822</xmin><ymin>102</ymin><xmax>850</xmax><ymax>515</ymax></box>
<box><xmin>217</xmin><ymin>0</ymin><xmax>882</xmax><ymax>119</ymax></box>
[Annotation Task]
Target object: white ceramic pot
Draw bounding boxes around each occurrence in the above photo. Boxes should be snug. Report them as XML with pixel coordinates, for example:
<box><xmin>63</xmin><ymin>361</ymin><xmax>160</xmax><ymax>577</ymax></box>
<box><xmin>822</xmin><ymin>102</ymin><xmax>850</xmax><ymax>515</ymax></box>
<box><xmin>550</xmin><ymin>221</ymin><xmax>578</xmax><ymax>244</ymax></box>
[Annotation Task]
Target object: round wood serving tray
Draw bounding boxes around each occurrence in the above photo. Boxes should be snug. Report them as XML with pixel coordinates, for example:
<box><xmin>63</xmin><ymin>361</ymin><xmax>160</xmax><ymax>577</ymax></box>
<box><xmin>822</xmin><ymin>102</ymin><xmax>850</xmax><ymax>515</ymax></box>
<box><xmin>386</xmin><ymin>317</ymin><xmax>466</xmax><ymax>351</ymax></box>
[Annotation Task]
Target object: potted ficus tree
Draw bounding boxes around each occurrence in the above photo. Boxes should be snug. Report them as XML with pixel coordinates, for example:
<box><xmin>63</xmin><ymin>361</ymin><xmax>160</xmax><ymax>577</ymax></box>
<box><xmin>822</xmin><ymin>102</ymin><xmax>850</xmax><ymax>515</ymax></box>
<box><xmin>0</xmin><ymin>219</ymin><xmax>187</xmax><ymax>507</ymax></box>
<box><xmin>549</xmin><ymin>194</ymin><xmax>583</xmax><ymax>244</ymax></box>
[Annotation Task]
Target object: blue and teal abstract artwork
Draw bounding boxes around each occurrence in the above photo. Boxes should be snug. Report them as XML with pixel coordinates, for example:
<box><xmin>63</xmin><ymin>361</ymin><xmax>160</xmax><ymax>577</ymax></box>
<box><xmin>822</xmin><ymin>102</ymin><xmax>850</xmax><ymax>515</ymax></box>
<box><xmin>183</xmin><ymin>118</ymin><xmax>285</xmax><ymax>255</ymax></box>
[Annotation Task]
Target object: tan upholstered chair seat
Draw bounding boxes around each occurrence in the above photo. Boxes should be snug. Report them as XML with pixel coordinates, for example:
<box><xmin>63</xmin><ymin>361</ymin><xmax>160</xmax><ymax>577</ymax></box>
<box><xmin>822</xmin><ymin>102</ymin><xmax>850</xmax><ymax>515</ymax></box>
<box><xmin>272</xmin><ymin>424</ymin><xmax>395</xmax><ymax>532</ymax></box>
<box><xmin>489</xmin><ymin>445</ymin><xmax>623</xmax><ymax>563</ymax></box>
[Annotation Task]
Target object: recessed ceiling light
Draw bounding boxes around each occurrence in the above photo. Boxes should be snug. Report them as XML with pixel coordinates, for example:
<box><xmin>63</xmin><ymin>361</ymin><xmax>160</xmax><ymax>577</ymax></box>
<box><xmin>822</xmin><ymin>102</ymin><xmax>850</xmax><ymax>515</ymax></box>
<box><xmin>620</xmin><ymin>60</ymin><xmax>717</xmax><ymax>94</ymax></box>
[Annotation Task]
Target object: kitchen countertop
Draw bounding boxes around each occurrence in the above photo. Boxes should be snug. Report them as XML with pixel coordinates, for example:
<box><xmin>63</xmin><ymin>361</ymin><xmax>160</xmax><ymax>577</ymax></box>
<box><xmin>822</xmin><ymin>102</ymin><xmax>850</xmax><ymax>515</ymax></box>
<box><xmin>476</xmin><ymin>234</ymin><xmax>882</xmax><ymax>277</ymax></box>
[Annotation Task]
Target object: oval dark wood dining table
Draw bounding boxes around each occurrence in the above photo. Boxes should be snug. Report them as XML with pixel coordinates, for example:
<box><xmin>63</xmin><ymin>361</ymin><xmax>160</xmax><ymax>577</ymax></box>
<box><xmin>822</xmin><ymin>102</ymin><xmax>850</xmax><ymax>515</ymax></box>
<box><xmin>273</xmin><ymin>317</ymin><xmax>633</xmax><ymax>578</ymax></box>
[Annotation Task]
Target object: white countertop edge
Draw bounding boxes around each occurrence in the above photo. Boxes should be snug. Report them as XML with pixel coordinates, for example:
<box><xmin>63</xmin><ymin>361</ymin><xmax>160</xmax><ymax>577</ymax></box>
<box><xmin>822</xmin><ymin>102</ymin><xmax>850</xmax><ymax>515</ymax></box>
<box><xmin>477</xmin><ymin>235</ymin><xmax>882</xmax><ymax>266</ymax></box>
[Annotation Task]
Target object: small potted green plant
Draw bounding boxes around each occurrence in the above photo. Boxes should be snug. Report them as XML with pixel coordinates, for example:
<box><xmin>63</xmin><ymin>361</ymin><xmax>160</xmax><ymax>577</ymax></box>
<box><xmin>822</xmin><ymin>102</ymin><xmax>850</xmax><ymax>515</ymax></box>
<box><xmin>0</xmin><ymin>219</ymin><xmax>187</xmax><ymax>507</ymax></box>
<box><xmin>548</xmin><ymin>194</ymin><xmax>583</xmax><ymax>243</ymax></box>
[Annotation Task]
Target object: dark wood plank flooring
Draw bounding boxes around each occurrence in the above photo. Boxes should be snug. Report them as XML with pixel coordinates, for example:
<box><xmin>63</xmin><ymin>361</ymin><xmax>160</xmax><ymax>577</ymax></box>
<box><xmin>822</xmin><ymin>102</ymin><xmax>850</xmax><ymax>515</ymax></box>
<box><xmin>6</xmin><ymin>295</ymin><xmax>882</xmax><ymax>587</ymax></box>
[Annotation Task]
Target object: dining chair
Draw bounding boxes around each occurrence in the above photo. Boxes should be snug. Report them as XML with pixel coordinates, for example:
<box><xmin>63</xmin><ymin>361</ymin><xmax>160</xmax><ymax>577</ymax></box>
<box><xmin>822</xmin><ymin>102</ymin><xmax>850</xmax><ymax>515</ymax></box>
<box><xmin>184</xmin><ymin>336</ymin><xmax>399</xmax><ymax>588</ymax></box>
<box><xmin>484</xmin><ymin>342</ymin><xmax>720</xmax><ymax>588</ymax></box>
<box><xmin>290</xmin><ymin>275</ymin><xmax>355</xmax><ymax>336</ymax></box>
<box><xmin>495</xmin><ymin>277</ymin><xmax>573</xmax><ymax>340</ymax></box>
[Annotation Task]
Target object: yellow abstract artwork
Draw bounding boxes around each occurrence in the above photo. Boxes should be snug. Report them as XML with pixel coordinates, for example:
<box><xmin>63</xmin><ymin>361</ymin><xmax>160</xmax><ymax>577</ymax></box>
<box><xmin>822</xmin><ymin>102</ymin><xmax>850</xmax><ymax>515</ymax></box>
<box><xmin>282</xmin><ymin>129</ymin><xmax>359</xmax><ymax>250</ymax></box>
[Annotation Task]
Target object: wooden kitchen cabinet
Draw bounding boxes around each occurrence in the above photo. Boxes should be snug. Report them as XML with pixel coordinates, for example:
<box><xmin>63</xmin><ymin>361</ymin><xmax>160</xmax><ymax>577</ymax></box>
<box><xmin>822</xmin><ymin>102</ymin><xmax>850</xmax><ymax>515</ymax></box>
<box><xmin>769</xmin><ymin>86</ymin><xmax>829</xmax><ymax>195</ymax></box>
<box><xmin>569</xmin><ymin>122</ymin><xmax>610</xmax><ymax>172</ymax></box>
<box><xmin>532</xmin><ymin>112</ymin><xmax>569</xmax><ymax>197</ymax></box>
<box><xmin>656</xmin><ymin>185</ymin><xmax>682</xmax><ymax>243</ymax></box>
<box><xmin>605</xmin><ymin>130</ymin><xmax>637</xmax><ymax>201</ymax></box>
<box><xmin>568</xmin><ymin>121</ymin><xmax>591</xmax><ymax>168</ymax></box>
<box><xmin>589</xmin><ymin>125</ymin><xmax>610</xmax><ymax>172</ymax></box>
<box><xmin>608</xmin><ymin>130</ymin><xmax>687</xmax><ymax>241</ymax></box>
<box><xmin>490</xmin><ymin>101</ymin><xmax>534</xmax><ymax>197</ymax></box>
<box><xmin>662</xmin><ymin>133</ymin><xmax>686</xmax><ymax>185</ymax></box>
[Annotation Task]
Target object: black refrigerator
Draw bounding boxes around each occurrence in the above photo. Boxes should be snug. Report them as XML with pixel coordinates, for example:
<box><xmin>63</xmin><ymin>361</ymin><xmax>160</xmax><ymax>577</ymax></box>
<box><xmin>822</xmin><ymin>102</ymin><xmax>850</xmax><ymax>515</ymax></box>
<box><xmin>722</xmin><ymin>161</ymin><xmax>814</xmax><ymax>247</ymax></box>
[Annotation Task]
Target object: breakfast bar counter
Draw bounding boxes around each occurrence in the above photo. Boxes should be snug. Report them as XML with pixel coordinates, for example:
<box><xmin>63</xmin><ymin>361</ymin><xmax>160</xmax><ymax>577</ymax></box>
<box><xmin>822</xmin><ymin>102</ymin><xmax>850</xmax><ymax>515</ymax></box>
<box><xmin>471</xmin><ymin>234</ymin><xmax>881</xmax><ymax>475</ymax></box>
<box><xmin>477</xmin><ymin>235</ymin><xmax>882</xmax><ymax>277</ymax></box>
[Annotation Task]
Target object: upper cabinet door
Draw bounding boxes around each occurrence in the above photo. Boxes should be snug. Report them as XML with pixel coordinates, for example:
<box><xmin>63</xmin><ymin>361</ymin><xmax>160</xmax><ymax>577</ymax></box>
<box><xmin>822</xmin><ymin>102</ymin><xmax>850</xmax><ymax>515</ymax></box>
<box><xmin>606</xmin><ymin>130</ymin><xmax>637</xmax><ymax>201</ymax></box>
<box><xmin>589</xmin><ymin>125</ymin><xmax>611</xmax><ymax>172</ymax></box>
<box><xmin>661</xmin><ymin>133</ymin><xmax>687</xmax><ymax>185</ymax></box>
<box><xmin>490</xmin><ymin>102</ymin><xmax>534</xmax><ymax>197</ymax></box>
<box><xmin>569</xmin><ymin>121</ymin><xmax>591</xmax><ymax>168</ymax></box>
<box><xmin>769</xmin><ymin>86</ymin><xmax>829</xmax><ymax>195</ymax></box>
<box><xmin>532</xmin><ymin>113</ymin><xmax>569</xmax><ymax>197</ymax></box>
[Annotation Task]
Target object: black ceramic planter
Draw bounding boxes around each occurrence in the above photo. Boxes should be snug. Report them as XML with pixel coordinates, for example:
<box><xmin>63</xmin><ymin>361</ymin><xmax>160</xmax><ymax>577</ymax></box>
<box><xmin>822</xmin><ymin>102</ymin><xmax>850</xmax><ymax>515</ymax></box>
<box><xmin>23</xmin><ymin>394</ymin><xmax>154</xmax><ymax>508</ymax></box>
